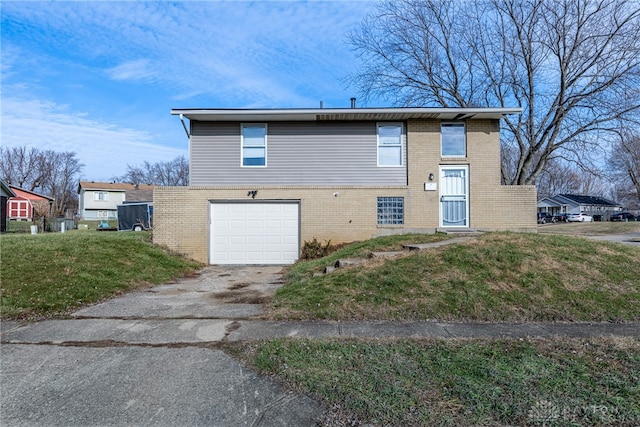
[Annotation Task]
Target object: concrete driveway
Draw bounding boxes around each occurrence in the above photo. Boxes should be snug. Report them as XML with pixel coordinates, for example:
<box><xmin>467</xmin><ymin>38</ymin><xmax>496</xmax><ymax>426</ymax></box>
<box><xmin>0</xmin><ymin>266</ymin><xmax>325</xmax><ymax>427</ymax></box>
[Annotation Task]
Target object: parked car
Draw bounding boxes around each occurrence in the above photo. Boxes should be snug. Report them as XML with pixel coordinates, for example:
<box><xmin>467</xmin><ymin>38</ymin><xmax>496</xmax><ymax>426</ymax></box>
<box><xmin>537</xmin><ymin>212</ymin><xmax>555</xmax><ymax>224</ymax></box>
<box><xmin>567</xmin><ymin>213</ymin><xmax>594</xmax><ymax>222</ymax></box>
<box><xmin>592</xmin><ymin>214</ymin><xmax>603</xmax><ymax>221</ymax></box>
<box><xmin>610</xmin><ymin>212</ymin><xmax>637</xmax><ymax>222</ymax></box>
<box><xmin>553</xmin><ymin>213</ymin><xmax>569</xmax><ymax>222</ymax></box>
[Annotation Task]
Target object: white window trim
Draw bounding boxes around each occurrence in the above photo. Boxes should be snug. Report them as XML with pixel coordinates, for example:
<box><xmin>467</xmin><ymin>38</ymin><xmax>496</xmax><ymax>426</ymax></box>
<box><xmin>94</xmin><ymin>191</ymin><xmax>109</xmax><ymax>201</ymax></box>
<box><xmin>376</xmin><ymin>122</ymin><xmax>404</xmax><ymax>167</ymax></box>
<box><xmin>241</xmin><ymin>123</ymin><xmax>268</xmax><ymax>168</ymax></box>
<box><xmin>441</xmin><ymin>122</ymin><xmax>466</xmax><ymax>158</ymax></box>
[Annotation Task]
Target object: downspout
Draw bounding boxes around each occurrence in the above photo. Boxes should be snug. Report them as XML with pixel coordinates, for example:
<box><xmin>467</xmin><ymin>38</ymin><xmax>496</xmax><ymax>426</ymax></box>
<box><xmin>179</xmin><ymin>114</ymin><xmax>192</xmax><ymax>186</ymax></box>
<box><xmin>179</xmin><ymin>114</ymin><xmax>190</xmax><ymax>138</ymax></box>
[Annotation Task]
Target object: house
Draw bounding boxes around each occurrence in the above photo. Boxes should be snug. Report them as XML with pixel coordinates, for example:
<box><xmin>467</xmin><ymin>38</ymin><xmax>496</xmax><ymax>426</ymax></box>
<box><xmin>154</xmin><ymin>107</ymin><xmax>537</xmax><ymax>265</ymax></box>
<box><xmin>78</xmin><ymin>181</ymin><xmax>155</xmax><ymax>220</ymax></box>
<box><xmin>537</xmin><ymin>194</ymin><xmax>622</xmax><ymax>219</ymax></box>
<box><xmin>1</xmin><ymin>179</ymin><xmax>16</xmax><ymax>232</ymax></box>
<box><xmin>6</xmin><ymin>186</ymin><xmax>54</xmax><ymax>221</ymax></box>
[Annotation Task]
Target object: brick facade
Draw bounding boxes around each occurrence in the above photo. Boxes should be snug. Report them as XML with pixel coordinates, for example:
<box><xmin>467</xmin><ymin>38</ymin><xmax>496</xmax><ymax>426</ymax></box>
<box><xmin>154</xmin><ymin>118</ymin><xmax>536</xmax><ymax>264</ymax></box>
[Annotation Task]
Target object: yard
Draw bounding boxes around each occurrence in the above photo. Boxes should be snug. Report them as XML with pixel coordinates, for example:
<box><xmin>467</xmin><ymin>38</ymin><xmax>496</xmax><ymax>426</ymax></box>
<box><xmin>2</xmin><ymin>228</ymin><xmax>639</xmax><ymax>426</ymax></box>
<box><xmin>269</xmin><ymin>232</ymin><xmax>640</xmax><ymax>322</ymax></box>
<box><xmin>0</xmin><ymin>230</ymin><xmax>201</xmax><ymax>320</ymax></box>
<box><xmin>537</xmin><ymin>221</ymin><xmax>640</xmax><ymax>236</ymax></box>
<box><xmin>236</xmin><ymin>230</ymin><xmax>640</xmax><ymax>426</ymax></box>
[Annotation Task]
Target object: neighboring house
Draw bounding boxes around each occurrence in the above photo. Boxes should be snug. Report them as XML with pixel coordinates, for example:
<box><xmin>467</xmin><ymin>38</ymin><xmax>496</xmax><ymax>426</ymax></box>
<box><xmin>7</xmin><ymin>186</ymin><xmax>54</xmax><ymax>221</ymax></box>
<box><xmin>78</xmin><ymin>182</ymin><xmax>155</xmax><ymax>220</ymax></box>
<box><xmin>1</xmin><ymin>179</ymin><xmax>17</xmax><ymax>232</ymax></box>
<box><xmin>537</xmin><ymin>194</ymin><xmax>622</xmax><ymax>219</ymax></box>
<box><xmin>154</xmin><ymin>107</ymin><xmax>537</xmax><ymax>265</ymax></box>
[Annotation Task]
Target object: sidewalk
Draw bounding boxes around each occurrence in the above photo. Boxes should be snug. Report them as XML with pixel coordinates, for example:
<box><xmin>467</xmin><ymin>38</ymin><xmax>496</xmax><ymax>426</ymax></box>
<box><xmin>3</xmin><ymin>318</ymin><xmax>639</xmax><ymax>346</ymax></box>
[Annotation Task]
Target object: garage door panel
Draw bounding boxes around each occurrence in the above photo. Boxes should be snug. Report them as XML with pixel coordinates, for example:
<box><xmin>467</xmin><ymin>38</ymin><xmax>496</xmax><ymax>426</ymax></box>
<box><xmin>265</xmin><ymin>236</ymin><xmax>281</xmax><ymax>244</ymax></box>
<box><xmin>211</xmin><ymin>202</ymin><xmax>299</xmax><ymax>265</ymax></box>
<box><xmin>248</xmin><ymin>220</ymin><xmax>264</xmax><ymax>230</ymax></box>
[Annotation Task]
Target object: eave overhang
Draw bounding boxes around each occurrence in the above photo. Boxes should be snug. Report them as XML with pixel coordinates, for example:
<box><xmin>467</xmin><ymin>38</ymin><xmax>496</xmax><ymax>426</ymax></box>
<box><xmin>171</xmin><ymin>107</ymin><xmax>522</xmax><ymax>122</ymax></box>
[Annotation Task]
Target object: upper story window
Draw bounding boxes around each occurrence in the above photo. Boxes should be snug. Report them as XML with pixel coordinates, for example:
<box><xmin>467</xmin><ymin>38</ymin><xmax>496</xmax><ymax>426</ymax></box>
<box><xmin>441</xmin><ymin>122</ymin><xmax>466</xmax><ymax>157</ymax></box>
<box><xmin>377</xmin><ymin>123</ymin><xmax>403</xmax><ymax>167</ymax></box>
<box><xmin>241</xmin><ymin>123</ymin><xmax>267</xmax><ymax>167</ymax></box>
<box><xmin>94</xmin><ymin>191</ymin><xmax>109</xmax><ymax>201</ymax></box>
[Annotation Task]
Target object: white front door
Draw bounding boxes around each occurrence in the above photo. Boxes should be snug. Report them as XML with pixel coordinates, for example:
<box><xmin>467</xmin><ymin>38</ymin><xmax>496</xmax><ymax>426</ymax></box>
<box><xmin>440</xmin><ymin>166</ymin><xmax>469</xmax><ymax>228</ymax></box>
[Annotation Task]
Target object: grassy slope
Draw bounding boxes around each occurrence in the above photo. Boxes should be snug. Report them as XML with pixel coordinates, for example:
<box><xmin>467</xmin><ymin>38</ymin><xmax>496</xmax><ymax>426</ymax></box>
<box><xmin>272</xmin><ymin>232</ymin><xmax>640</xmax><ymax>322</ymax></box>
<box><xmin>0</xmin><ymin>231</ymin><xmax>202</xmax><ymax>319</ymax></box>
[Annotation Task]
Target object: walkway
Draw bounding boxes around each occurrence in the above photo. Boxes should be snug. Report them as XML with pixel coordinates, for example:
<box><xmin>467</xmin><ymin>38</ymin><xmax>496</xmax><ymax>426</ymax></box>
<box><xmin>3</xmin><ymin>318</ymin><xmax>639</xmax><ymax>346</ymax></box>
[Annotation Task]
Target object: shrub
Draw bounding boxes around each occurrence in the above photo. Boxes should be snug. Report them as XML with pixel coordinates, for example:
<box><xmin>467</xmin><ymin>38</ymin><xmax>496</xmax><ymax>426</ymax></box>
<box><xmin>301</xmin><ymin>237</ymin><xmax>334</xmax><ymax>260</ymax></box>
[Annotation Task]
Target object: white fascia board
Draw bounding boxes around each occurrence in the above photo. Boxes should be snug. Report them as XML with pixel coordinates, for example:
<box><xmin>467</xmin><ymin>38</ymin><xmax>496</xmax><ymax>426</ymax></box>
<box><xmin>171</xmin><ymin>107</ymin><xmax>523</xmax><ymax>122</ymax></box>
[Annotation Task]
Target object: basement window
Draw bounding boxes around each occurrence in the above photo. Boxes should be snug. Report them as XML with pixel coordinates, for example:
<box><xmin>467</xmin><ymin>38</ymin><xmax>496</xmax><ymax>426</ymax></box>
<box><xmin>377</xmin><ymin>197</ymin><xmax>404</xmax><ymax>225</ymax></box>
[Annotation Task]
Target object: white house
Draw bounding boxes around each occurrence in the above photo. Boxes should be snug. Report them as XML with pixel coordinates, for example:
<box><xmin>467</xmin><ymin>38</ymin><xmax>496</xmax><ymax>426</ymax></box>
<box><xmin>78</xmin><ymin>181</ymin><xmax>154</xmax><ymax>220</ymax></box>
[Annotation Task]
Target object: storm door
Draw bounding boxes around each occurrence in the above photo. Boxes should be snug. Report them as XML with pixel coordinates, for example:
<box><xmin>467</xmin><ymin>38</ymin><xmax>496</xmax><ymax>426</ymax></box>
<box><xmin>439</xmin><ymin>166</ymin><xmax>469</xmax><ymax>227</ymax></box>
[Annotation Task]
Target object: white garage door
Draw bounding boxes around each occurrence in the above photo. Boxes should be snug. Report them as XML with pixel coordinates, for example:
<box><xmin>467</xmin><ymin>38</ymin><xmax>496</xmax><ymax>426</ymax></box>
<box><xmin>210</xmin><ymin>202</ymin><xmax>299</xmax><ymax>265</ymax></box>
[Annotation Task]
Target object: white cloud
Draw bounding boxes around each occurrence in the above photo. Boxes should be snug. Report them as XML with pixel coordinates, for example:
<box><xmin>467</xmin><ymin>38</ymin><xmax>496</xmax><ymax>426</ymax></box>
<box><xmin>106</xmin><ymin>59</ymin><xmax>156</xmax><ymax>82</ymax></box>
<box><xmin>1</xmin><ymin>96</ymin><xmax>186</xmax><ymax>181</ymax></box>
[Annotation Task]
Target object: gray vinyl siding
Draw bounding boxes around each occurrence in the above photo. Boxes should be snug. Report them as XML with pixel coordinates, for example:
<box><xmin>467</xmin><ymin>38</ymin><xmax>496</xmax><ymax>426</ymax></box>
<box><xmin>190</xmin><ymin>121</ymin><xmax>407</xmax><ymax>186</ymax></box>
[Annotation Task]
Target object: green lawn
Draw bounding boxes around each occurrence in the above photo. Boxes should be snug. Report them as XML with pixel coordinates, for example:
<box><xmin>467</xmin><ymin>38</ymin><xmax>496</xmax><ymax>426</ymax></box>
<box><xmin>238</xmin><ymin>232</ymin><xmax>640</xmax><ymax>426</ymax></box>
<box><xmin>0</xmin><ymin>231</ymin><xmax>202</xmax><ymax>319</ymax></box>
<box><xmin>3</xmin><ymin>229</ymin><xmax>639</xmax><ymax>426</ymax></box>
<box><xmin>538</xmin><ymin>221</ymin><xmax>640</xmax><ymax>236</ymax></box>
<box><xmin>270</xmin><ymin>232</ymin><xmax>640</xmax><ymax>322</ymax></box>
<box><xmin>230</xmin><ymin>337</ymin><xmax>640</xmax><ymax>426</ymax></box>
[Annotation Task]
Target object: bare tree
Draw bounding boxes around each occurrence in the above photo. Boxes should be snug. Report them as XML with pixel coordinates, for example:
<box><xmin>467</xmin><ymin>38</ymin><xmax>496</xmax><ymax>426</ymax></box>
<box><xmin>0</xmin><ymin>146</ymin><xmax>48</xmax><ymax>190</ymax></box>
<box><xmin>46</xmin><ymin>151</ymin><xmax>83</xmax><ymax>216</ymax></box>
<box><xmin>348</xmin><ymin>0</ymin><xmax>640</xmax><ymax>185</ymax></box>
<box><xmin>536</xmin><ymin>159</ymin><xmax>609</xmax><ymax>199</ymax></box>
<box><xmin>0</xmin><ymin>146</ymin><xmax>83</xmax><ymax>217</ymax></box>
<box><xmin>608</xmin><ymin>133</ymin><xmax>640</xmax><ymax>207</ymax></box>
<box><xmin>113</xmin><ymin>156</ymin><xmax>189</xmax><ymax>186</ymax></box>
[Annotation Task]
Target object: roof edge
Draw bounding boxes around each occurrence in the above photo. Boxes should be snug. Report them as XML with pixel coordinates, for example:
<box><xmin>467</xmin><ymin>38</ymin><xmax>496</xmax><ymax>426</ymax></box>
<box><xmin>171</xmin><ymin>107</ymin><xmax>522</xmax><ymax>122</ymax></box>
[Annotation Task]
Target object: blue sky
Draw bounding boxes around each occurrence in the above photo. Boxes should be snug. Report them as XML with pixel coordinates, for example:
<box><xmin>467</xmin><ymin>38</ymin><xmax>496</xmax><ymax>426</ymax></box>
<box><xmin>1</xmin><ymin>1</ymin><xmax>378</xmax><ymax>181</ymax></box>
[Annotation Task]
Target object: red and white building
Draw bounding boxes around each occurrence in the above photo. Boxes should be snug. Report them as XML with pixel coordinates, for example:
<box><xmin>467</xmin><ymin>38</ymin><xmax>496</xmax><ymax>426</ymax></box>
<box><xmin>7</xmin><ymin>186</ymin><xmax>54</xmax><ymax>221</ymax></box>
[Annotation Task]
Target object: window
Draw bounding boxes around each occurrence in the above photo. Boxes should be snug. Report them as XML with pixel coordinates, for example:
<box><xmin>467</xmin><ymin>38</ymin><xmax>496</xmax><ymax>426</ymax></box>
<box><xmin>242</xmin><ymin>123</ymin><xmax>267</xmax><ymax>167</ymax></box>
<box><xmin>377</xmin><ymin>123</ymin><xmax>403</xmax><ymax>166</ymax></box>
<box><xmin>377</xmin><ymin>197</ymin><xmax>404</xmax><ymax>225</ymax></box>
<box><xmin>94</xmin><ymin>192</ymin><xmax>109</xmax><ymax>201</ymax></box>
<box><xmin>441</xmin><ymin>122</ymin><xmax>466</xmax><ymax>157</ymax></box>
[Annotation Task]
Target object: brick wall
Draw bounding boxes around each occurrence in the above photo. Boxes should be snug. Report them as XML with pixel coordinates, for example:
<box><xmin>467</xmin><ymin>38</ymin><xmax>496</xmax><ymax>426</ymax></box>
<box><xmin>154</xmin><ymin>186</ymin><xmax>415</xmax><ymax>263</ymax></box>
<box><xmin>154</xmin><ymin>118</ymin><xmax>537</xmax><ymax>263</ymax></box>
